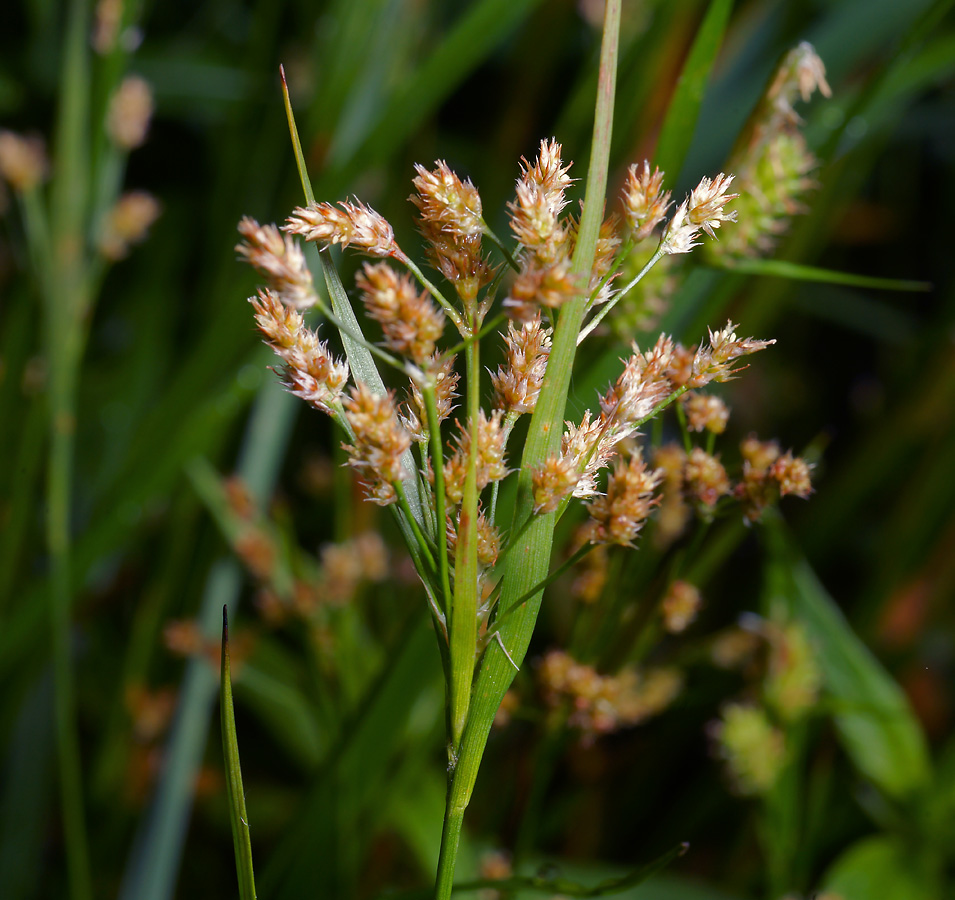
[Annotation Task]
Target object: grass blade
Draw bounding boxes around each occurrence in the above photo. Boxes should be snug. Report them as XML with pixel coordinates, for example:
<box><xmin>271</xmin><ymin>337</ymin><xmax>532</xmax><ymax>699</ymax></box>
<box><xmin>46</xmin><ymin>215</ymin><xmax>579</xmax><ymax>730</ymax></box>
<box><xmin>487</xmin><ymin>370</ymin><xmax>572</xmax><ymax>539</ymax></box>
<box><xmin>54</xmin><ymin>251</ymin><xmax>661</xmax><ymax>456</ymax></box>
<box><xmin>221</xmin><ymin>607</ymin><xmax>257</xmax><ymax>900</ymax></box>
<box><xmin>653</xmin><ymin>0</ymin><xmax>733</xmax><ymax>181</ymax></box>
<box><xmin>709</xmin><ymin>257</ymin><xmax>931</xmax><ymax>292</ymax></box>
<box><xmin>763</xmin><ymin>517</ymin><xmax>932</xmax><ymax>801</ymax></box>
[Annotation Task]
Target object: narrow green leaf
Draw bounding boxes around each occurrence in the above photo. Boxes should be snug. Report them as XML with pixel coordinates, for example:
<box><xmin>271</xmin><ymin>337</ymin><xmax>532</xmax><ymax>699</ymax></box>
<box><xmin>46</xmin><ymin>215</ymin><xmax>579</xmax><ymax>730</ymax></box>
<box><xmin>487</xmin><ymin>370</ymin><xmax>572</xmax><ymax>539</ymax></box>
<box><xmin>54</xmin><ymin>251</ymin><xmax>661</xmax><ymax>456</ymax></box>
<box><xmin>220</xmin><ymin>607</ymin><xmax>258</xmax><ymax>900</ymax></box>
<box><xmin>763</xmin><ymin>519</ymin><xmax>932</xmax><ymax>800</ymax></box>
<box><xmin>280</xmin><ymin>72</ymin><xmax>425</xmax><ymax>529</ymax></box>
<box><xmin>653</xmin><ymin>0</ymin><xmax>734</xmax><ymax>181</ymax></box>
<box><xmin>709</xmin><ymin>257</ymin><xmax>931</xmax><ymax>292</ymax></box>
<box><xmin>327</xmin><ymin>0</ymin><xmax>546</xmax><ymax>185</ymax></box>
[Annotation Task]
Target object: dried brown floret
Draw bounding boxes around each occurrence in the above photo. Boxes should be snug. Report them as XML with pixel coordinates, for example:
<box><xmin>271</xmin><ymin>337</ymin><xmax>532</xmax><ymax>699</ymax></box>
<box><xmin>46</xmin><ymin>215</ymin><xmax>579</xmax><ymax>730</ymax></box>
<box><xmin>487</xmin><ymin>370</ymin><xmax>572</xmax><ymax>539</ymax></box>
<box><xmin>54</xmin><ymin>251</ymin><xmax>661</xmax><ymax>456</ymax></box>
<box><xmin>490</xmin><ymin>314</ymin><xmax>552</xmax><ymax>415</ymax></box>
<box><xmin>621</xmin><ymin>161</ymin><xmax>671</xmax><ymax>241</ymax></box>
<box><xmin>237</xmin><ymin>216</ymin><xmax>317</xmax><ymax>309</ymax></box>
<box><xmin>285</xmin><ymin>199</ymin><xmax>398</xmax><ymax>258</ymax></box>
<box><xmin>342</xmin><ymin>383</ymin><xmax>412</xmax><ymax>505</ymax></box>
<box><xmin>356</xmin><ymin>261</ymin><xmax>445</xmax><ymax>363</ymax></box>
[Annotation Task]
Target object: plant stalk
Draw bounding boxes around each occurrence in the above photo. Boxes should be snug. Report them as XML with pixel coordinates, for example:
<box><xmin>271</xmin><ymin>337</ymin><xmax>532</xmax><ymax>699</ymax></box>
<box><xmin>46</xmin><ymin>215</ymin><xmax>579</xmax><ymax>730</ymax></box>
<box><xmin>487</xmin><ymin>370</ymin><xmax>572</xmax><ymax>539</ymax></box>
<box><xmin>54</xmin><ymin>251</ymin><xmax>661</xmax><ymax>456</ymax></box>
<box><xmin>432</xmin><ymin>2</ymin><xmax>621</xmax><ymax>896</ymax></box>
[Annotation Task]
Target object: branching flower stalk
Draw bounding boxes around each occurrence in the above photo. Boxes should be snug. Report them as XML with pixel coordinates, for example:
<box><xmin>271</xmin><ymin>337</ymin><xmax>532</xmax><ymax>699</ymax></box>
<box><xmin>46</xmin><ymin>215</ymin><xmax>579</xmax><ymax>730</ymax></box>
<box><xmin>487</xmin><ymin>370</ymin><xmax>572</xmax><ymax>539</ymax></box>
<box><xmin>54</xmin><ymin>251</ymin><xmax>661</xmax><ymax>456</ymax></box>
<box><xmin>236</xmin><ymin>5</ymin><xmax>806</xmax><ymax>898</ymax></box>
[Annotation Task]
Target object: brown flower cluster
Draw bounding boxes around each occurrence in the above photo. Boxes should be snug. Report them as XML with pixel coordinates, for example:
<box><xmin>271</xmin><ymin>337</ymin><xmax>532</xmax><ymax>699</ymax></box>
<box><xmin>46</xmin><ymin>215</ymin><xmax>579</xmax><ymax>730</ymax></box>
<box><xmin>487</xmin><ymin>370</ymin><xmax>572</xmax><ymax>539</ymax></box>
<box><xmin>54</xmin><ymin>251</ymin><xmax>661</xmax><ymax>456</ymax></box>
<box><xmin>652</xmin><ymin>432</ymin><xmax>813</xmax><ymax>533</ymax></box>
<box><xmin>537</xmin><ymin>650</ymin><xmax>682</xmax><ymax>739</ymax></box>
<box><xmin>356</xmin><ymin>261</ymin><xmax>445</xmax><ymax>363</ymax></box>
<box><xmin>735</xmin><ymin>435</ymin><xmax>813</xmax><ymax>523</ymax></box>
<box><xmin>237</xmin><ymin>216</ymin><xmax>317</xmax><ymax>309</ymax></box>
<box><xmin>621</xmin><ymin>161</ymin><xmax>671</xmax><ymax>242</ymax></box>
<box><xmin>400</xmin><ymin>355</ymin><xmax>460</xmax><ymax>442</ymax></box>
<box><xmin>285</xmin><ymin>198</ymin><xmax>398</xmax><ymax>258</ymax></box>
<box><xmin>582</xmin><ymin>450</ymin><xmax>662</xmax><ymax>546</ymax></box>
<box><xmin>504</xmin><ymin>139</ymin><xmax>584</xmax><ymax>320</ymax></box>
<box><xmin>442</xmin><ymin>411</ymin><xmax>508</xmax><ymax>505</ymax></box>
<box><xmin>341</xmin><ymin>383</ymin><xmax>412</xmax><ymax>506</ymax></box>
<box><xmin>249</xmin><ymin>288</ymin><xmax>349</xmax><ymax>414</ymax></box>
<box><xmin>532</xmin><ymin>326</ymin><xmax>773</xmax><ymax>514</ymax></box>
<box><xmin>490</xmin><ymin>314</ymin><xmax>552</xmax><ymax>415</ymax></box>
<box><xmin>411</xmin><ymin>161</ymin><xmax>492</xmax><ymax>306</ymax></box>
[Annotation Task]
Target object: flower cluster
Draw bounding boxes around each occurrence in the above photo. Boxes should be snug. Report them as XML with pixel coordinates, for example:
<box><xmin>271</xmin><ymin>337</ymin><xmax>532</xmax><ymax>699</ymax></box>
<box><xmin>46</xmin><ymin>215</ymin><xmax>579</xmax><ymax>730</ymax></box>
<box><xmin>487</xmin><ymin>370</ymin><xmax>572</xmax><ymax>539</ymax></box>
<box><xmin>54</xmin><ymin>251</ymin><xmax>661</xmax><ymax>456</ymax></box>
<box><xmin>237</xmin><ymin>216</ymin><xmax>317</xmax><ymax>309</ymax></box>
<box><xmin>356</xmin><ymin>262</ymin><xmax>445</xmax><ymax>363</ymax></box>
<box><xmin>411</xmin><ymin>161</ymin><xmax>492</xmax><ymax>306</ymax></box>
<box><xmin>285</xmin><ymin>198</ymin><xmax>398</xmax><ymax>258</ymax></box>
<box><xmin>713</xmin><ymin>42</ymin><xmax>831</xmax><ymax>258</ymax></box>
<box><xmin>249</xmin><ymin>289</ymin><xmax>349</xmax><ymax>414</ymax></box>
<box><xmin>341</xmin><ymin>383</ymin><xmax>412</xmax><ymax>506</ymax></box>
<box><xmin>537</xmin><ymin>650</ymin><xmax>682</xmax><ymax>739</ymax></box>
<box><xmin>532</xmin><ymin>325</ymin><xmax>773</xmax><ymax>517</ymax></box>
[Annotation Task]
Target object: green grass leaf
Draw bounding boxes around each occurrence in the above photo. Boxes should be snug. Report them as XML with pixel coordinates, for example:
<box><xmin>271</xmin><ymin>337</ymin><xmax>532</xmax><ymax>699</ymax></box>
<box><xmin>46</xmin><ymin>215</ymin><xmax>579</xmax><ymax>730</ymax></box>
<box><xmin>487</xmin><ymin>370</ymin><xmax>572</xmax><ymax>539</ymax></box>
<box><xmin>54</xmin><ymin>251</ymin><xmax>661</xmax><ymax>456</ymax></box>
<box><xmin>708</xmin><ymin>257</ymin><xmax>931</xmax><ymax>292</ymax></box>
<box><xmin>221</xmin><ymin>608</ymin><xmax>258</xmax><ymax>900</ymax></box>
<box><xmin>653</xmin><ymin>0</ymin><xmax>733</xmax><ymax>182</ymax></box>
<box><xmin>763</xmin><ymin>518</ymin><xmax>932</xmax><ymax>801</ymax></box>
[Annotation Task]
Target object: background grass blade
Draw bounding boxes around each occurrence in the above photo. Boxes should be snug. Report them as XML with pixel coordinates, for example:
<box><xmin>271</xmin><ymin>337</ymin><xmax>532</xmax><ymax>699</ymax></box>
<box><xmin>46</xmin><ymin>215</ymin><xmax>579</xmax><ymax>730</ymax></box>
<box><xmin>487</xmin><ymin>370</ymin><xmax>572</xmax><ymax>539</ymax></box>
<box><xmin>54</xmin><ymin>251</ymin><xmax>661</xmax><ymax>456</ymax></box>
<box><xmin>763</xmin><ymin>517</ymin><xmax>932</xmax><ymax>801</ymax></box>
<box><xmin>221</xmin><ymin>607</ymin><xmax>257</xmax><ymax>900</ymax></box>
<box><xmin>710</xmin><ymin>257</ymin><xmax>931</xmax><ymax>292</ymax></box>
<box><xmin>653</xmin><ymin>0</ymin><xmax>734</xmax><ymax>182</ymax></box>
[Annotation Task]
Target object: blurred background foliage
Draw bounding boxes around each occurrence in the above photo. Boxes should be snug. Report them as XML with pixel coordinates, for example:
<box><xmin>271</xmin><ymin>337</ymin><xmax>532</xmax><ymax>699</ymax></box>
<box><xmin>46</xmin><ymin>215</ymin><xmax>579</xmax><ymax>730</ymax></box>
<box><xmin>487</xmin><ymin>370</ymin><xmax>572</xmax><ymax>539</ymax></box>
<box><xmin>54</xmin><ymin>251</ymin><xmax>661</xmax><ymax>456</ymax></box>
<box><xmin>1</xmin><ymin>0</ymin><xmax>954</xmax><ymax>898</ymax></box>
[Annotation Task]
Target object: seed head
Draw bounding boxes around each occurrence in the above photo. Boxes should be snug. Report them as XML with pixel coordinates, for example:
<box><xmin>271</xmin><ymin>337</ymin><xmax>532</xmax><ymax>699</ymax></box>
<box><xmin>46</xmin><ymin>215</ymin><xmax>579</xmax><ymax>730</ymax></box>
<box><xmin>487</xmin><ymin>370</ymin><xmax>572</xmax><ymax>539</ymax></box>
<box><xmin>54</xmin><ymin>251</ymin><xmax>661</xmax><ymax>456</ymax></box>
<box><xmin>684</xmin><ymin>447</ymin><xmax>731</xmax><ymax>507</ymax></box>
<box><xmin>107</xmin><ymin>76</ymin><xmax>154</xmax><ymax>149</ymax></box>
<box><xmin>508</xmin><ymin>138</ymin><xmax>573</xmax><ymax>262</ymax></box>
<box><xmin>447</xmin><ymin>505</ymin><xmax>500</xmax><ymax>569</ymax></box>
<box><xmin>490</xmin><ymin>314</ymin><xmax>552</xmax><ymax>415</ymax></box>
<box><xmin>531</xmin><ymin>453</ymin><xmax>581</xmax><ymax>514</ymax></box>
<box><xmin>662</xmin><ymin>580</ymin><xmax>702</xmax><ymax>633</ymax></box>
<box><xmin>621</xmin><ymin>161</ymin><xmax>671</xmax><ymax>241</ymax></box>
<box><xmin>504</xmin><ymin>257</ymin><xmax>580</xmax><ymax>321</ymax></box>
<box><xmin>601</xmin><ymin>335</ymin><xmax>677</xmax><ymax>425</ymax></box>
<box><xmin>0</xmin><ymin>131</ymin><xmax>48</xmax><ymax>192</ymax></box>
<box><xmin>237</xmin><ymin>216</ymin><xmax>317</xmax><ymax>309</ymax></box>
<box><xmin>401</xmin><ymin>354</ymin><xmax>460</xmax><ymax>442</ymax></box>
<box><xmin>356</xmin><ymin>261</ymin><xmax>445</xmax><ymax>363</ymax></box>
<box><xmin>442</xmin><ymin>410</ymin><xmax>508</xmax><ymax>505</ymax></box>
<box><xmin>250</xmin><ymin>288</ymin><xmax>349</xmax><ymax>414</ymax></box>
<box><xmin>342</xmin><ymin>383</ymin><xmax>412</xmax><ymax>505</ymax></box>
<box><xmin>410</xmin><ymin>160</ymin><xmax>484</xmax><ymax>239</ymax></box>
<box><xmin>683</xmin><ymin>392</ymin><xmax>730</xmax><ymax>434</ymax></box>
<box><xmin>584</xmin><ymin>450</ymin><xmax>662</xmax><ymax>546</ymax></box>
<box><xmin>661</xmin><ymin>174</ymin><xmax>738</xmax><ymax>255</ymax></box>
<box><xmin>769</xmin><ymin>450</ymin><xmax>813</xmax><ymax>498</ymax></box>
<box><xmin>689</xmin><ymin>321</ymin><xmax>775</xmax><ymax>386</ymax></box>
<box><xmin>98</xmin><ymin>191</ymin><xmax>161</xmax><ymax>260</ymax></box>
<box><xmin>286</xmin><ymin>199</ymin><xmax>398</xmax><ymax>257</ymax></box>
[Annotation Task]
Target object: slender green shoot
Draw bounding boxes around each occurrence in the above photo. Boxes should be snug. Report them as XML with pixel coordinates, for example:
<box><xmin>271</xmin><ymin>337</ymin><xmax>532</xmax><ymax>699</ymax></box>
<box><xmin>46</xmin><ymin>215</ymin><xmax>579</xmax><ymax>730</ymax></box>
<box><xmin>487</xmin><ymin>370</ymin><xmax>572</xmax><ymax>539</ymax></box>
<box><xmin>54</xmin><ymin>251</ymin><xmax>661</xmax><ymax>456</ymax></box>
<box><xmin>220</xmin><ymin>607</ymin><xmax>258</xmax><ymax>900</ymax></box>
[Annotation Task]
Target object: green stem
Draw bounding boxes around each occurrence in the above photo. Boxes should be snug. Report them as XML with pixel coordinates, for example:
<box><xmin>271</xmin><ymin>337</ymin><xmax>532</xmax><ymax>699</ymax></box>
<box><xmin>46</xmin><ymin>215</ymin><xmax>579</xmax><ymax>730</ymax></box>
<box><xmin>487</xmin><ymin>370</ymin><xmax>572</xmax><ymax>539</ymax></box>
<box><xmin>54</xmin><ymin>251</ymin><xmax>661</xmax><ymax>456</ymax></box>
<box><xmin>577</xmin><ymin>244</ymin><xmax>664</xmax><ymax>344</ymax></box>
<box><xmin>424</xmin><ymin>384</ymin><xmax>453</xmax><ymax>616</ymax></box>
<box><xmin>396</xmin><ymin>251</ymin><xmax>464</xmax><ymax>334</ymax></box>
<box><xmin>449</xmin><ymin>322</ymin><xmax>481</xmax><ymax>748</ymax></box>
<box><xmin>394</xmin><ymin>480</ymin><xmax>438</xmax><ymax>573</ymax></box>
<box><xmin>47</xmin><ymin>2</ymin><xmax>94</xmax><ymax>898</ymax></box>
<box><xmin>434</xmin><ymin>803</ymin><xmax>465</xmax><ymax>900</ymax></box>
<box><xmin>432</xmin><ymin>3</ymin><xmax>622</xmax><ymax>898</ymax></box>
<box><xmin>675</xmin><ymin>397</ymin><xmax>693</xmax><ymax>454</ymax></box>
<box><xmin>48</xmin><ymin>338</ymin><xmax>92</xmax><ymax>900</ymax></box>
<box><xmin>482</xmin><ymin>225</ymin><xmax>522</xmax><ymax>273</ymax></box>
